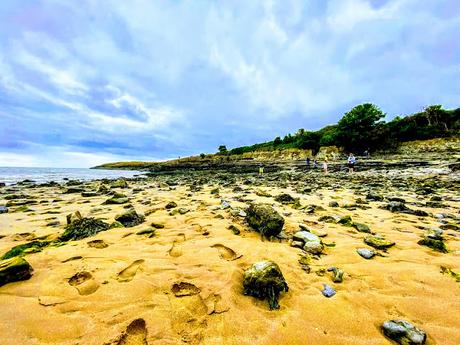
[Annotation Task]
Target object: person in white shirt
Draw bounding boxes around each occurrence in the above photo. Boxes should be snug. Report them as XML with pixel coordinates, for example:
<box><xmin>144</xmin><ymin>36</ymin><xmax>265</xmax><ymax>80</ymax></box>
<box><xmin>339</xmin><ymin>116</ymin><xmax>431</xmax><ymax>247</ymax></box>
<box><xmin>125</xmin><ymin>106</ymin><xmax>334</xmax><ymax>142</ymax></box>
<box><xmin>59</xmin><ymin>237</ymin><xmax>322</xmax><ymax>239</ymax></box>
<box><xmin>347</xmin><ymin>153</ymin><xmax>356</xmax><ymax>173</ymax></box>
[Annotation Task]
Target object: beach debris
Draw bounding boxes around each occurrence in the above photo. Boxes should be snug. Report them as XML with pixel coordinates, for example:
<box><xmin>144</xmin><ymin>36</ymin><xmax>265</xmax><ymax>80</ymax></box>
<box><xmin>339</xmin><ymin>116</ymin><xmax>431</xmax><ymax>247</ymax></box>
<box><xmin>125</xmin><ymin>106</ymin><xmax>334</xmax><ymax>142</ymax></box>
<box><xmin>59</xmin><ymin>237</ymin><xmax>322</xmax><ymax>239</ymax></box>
<box><xmin>243</xmin><ymin>260</ymin><xmax>289</xmax><ymax>310</ymax></box>
<box><xmin>246</xmin><ymin>203</ymin><xmax>285</xmax><ymax>240</ymax></box>
<box><xmin>0</xmin><ymin>257</ymin><xmax>33</xmax><ymax>287</ymax></box>
<box><xmin>381</xmin><ymin>320</ymin><xmax>426</xmax><ymax>345</ymax></box>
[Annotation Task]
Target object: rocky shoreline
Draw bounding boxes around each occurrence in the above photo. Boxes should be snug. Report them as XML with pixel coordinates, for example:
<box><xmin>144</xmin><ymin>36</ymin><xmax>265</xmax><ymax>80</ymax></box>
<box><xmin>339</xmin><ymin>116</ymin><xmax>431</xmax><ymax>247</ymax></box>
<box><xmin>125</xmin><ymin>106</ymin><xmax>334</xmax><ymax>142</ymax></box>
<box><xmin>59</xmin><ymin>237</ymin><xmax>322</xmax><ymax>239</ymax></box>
<box><xmin>0</xmin><ymin>156</ymin><xmax>459</xmax><ymax>344</ymax></box>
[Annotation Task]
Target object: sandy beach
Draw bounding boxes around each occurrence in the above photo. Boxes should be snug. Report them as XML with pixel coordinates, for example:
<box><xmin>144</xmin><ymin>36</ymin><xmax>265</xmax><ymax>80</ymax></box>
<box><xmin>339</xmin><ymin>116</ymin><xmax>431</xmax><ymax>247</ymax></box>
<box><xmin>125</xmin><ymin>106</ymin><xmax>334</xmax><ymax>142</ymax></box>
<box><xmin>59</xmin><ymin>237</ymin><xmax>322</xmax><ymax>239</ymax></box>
<box><xmin>0</xmin><ymin>164</ymin><xmax>459</xmax><ymax>345</ymax></box>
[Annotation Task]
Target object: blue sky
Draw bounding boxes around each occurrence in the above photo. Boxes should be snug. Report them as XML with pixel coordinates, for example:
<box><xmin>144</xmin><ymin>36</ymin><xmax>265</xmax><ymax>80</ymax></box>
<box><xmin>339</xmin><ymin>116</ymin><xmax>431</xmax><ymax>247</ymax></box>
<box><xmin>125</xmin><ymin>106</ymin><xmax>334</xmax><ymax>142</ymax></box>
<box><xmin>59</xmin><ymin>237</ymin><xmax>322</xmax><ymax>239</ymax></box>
<box><xmin>0</xmin><ymin>0</ymin><xmax>459</xmax><ymax>167</ymax></box>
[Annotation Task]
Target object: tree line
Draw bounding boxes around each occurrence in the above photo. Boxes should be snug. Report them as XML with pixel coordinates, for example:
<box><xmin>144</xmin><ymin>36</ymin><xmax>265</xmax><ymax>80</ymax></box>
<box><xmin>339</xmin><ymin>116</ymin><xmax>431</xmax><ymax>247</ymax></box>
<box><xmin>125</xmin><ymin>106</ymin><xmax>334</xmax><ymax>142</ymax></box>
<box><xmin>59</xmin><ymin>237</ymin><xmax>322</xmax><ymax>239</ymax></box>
<box><xmin>217</xmin><ymin>104</ymin><xmax>459</xmax><ymax>155</ymax></box>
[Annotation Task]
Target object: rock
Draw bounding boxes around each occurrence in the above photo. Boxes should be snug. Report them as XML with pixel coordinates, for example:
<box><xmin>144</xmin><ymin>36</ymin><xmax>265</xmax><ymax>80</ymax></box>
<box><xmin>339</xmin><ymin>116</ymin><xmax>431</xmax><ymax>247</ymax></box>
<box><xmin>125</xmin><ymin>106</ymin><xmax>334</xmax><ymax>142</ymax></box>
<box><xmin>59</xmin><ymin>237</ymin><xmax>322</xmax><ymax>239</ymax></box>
<box><xmin>328</xmin><ymin>201</ymin><xmax>339</xmax><ymax>207</ymax></box>
<box><xmin>290</xmin><ymin>240</ymin><xmax>304</xmax><ymax>248</ymax></box>
<box><xmin>318</xmin><ymin>215</ymin><xmax>338</xmax><ymax>223</ymax></box>
<box><xmin>274</xmin><ymin>193</ymin><xmax>296</xmax><ymax>204</ymax></box>
<box><xmin>63</xmin><ymin>187</ymin><xmax>85</xmax><ymax>194</ymax></box>
<box><xmin>0</xmin><ymin>182</ymin><xmax>5</xmax><ymax>187</ymax></box>
<box><xmin>246</xmin><ymin>204</ymin><xmax>285</xmax><ymax>240</ymax></box>
<box><xmin>304</xmin><ymin>241</ymin><xmax>324</xmax><ymax>254</ymax></box>
<box><xmin>103</xmin><ymin>197</ymin><xmax>129</xmax><ymax>204</ymax></box>
<box><xmin>136</xmin><ymin>228</ymin><xmax>156</xmax><ymax>238</ymax></box>
<box><xmin>338</xmin><ymin>215</ymin><xmax>353</xmax><ymax>226</ymax></box>
<box><xmin>2</xmin><ymin>240</ymin><xmax>52</xmax><ymax>260</ymax></box>
<box><xmin>228</xmin><ymin>224</ymin><xmax>241</xmax><ymax>235</ymax></box>
<box><xmin>81</xmin><ymin>191</ymin><xmax>99</xmax><ymax>197</ymax></box>
<box><xmin>0</xmin><ymin>257</ymin><xmax>33</xmax><ymax>287</ymax></box>
<box><xmin>366</xmin><ymin>192</ymin><xmax>384</xmax><ymax>201</ymax></box>
<box><xmin>151</xmin><ymin>222</ymin><xmax>165</xmax><ymax>229</ymax></box>
<box><xmin>0</xmin><ymin>206</ymin><xmax>8</xmax><ymax>214</ymax></box>
<box><xmin>381</xmin><ymin>320</ymin><xmax>426</xmax><ymax>345</ymax></box>
<box><xmin>353</xmin><ymin>222</ymin><xmax>372</xmax><ymax>233</ymax></box>
<box><xmin>385</xmin><ymin>201</ymin><xmax>409</xmax><ymax>212</ymax></box>
<box><xmin>111</xmin><ymin>179</ymin><xmax>128</xmax><ymax>188</ymax></box>
<box><xmin>165</xmin><ymin>201</ymin><xmax>177</xmax><ymax>209</ymax></box>
<box><xmin>115</xmin><ymin>209</ymin><xmax>145</xmax><ymax>227</ymax></box>
<box><xmin>357</xmin><ymin>248</ymin><xmax>376</xmax><ymax>259</ymax></box>
<box><xmin>418</xmin><ymin>237</ymin><xmax>448</xmax><ymax>253</ymax></box>
<box><xmin>321</xmin><ymin>284</ymin><xmax>336</xmax><ymax>298</ymax></box>
<box><xmin>109</xmin><ymin>221</ymin><xmax>124</xmax><ymax>228</ymax></box>
<box><xmin>221</xmin><ymin>200</ymin><xmax>231</xmax><ymax>209</ymax></box>
<box><xmin>66</xmin><ymin>211</ymin><xmax>83</xmax><ymax>225</ymax></box>
<box><xmin>293</xmin><ymin>231</ymin><xmax>319</xmax><ymax>243</ymax></box>
<box><xmin>327</xmin><ymin>267</ymin><xmax>344</xmax><ymax>283</ymax></box>
<box><xmin>364</xmin><ymin>235</ymin><xmax>395</xmax><ymax>250</ymax></box>
<box><xmin>243</xmin><ymin>261</ymin><xmax>289</xmax><ymax>310</ymax></box>
<box><xmin>171</xmin><ymin>282</ymin><xmax>201</xmax><ymax>297</ymax></box>
<box><xmin>60</xmin><ymin>217</ymin><xmax>110</xmax><ymax>241</ymax></box>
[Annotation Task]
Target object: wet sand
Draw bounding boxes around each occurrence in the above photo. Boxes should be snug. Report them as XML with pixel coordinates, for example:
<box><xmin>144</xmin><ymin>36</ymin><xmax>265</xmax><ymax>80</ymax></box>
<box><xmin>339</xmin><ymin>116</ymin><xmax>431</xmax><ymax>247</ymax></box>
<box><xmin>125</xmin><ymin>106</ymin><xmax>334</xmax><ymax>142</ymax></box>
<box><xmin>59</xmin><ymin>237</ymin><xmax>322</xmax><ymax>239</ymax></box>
<box><xmin>0</xmin><ymin>167</ymin><xmax>459</xmax><ymax>345</ymax></box>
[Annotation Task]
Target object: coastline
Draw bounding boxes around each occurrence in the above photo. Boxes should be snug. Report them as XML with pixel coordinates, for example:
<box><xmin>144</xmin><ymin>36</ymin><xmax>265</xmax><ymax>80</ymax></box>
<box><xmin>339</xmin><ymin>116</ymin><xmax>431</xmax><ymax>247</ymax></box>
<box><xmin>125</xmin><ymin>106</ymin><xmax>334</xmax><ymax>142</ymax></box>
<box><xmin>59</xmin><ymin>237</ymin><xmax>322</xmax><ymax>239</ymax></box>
<box><xmin>0</xmin><ymin>157</ymin><xmax>459</xmax><ymax>344</ymax></box>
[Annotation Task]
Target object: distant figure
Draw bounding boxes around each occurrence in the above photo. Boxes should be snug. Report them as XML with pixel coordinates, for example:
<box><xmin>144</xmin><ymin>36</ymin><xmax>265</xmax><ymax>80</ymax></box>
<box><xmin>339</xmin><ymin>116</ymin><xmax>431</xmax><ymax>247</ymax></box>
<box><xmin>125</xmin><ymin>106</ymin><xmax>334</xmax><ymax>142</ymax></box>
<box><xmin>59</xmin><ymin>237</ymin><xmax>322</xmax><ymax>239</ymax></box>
<box><xmin>313</xmin><ymin>159</ymin><xmax>318</xmax><ymax>169</ymax></box>
<box><xmin>347</xmin><ymin>153</ymin><xmax>356</xmax><ymax>173</ymax></box>
<box><xmin>323</xmin><ymin>157</ymin><xmax>328</xmax><ymax>174</ymax></box>
<box><xmin>259</xmin><ymin>165</ymin><xmax>264</xmax><ymax>176</ymax></box>
<box><xmin>363</xmin><ymin>150</ymin><xmax>369</xmax><ymax>159</ymax></box>
<box><xmin>306</xmin><ymin>157</ymin><xmax>311</xmax><ymax>168</ymax></box>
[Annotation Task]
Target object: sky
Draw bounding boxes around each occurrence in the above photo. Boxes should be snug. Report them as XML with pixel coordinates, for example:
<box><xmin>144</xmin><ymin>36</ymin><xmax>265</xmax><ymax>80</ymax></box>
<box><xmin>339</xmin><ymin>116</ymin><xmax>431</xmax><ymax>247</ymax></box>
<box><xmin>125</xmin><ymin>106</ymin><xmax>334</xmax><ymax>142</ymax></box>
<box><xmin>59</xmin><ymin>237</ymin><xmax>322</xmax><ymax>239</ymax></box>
<box><xmin>0</xmin><ymin>0</ymin><xmax>459</xmax><ymax>168</ymax></box>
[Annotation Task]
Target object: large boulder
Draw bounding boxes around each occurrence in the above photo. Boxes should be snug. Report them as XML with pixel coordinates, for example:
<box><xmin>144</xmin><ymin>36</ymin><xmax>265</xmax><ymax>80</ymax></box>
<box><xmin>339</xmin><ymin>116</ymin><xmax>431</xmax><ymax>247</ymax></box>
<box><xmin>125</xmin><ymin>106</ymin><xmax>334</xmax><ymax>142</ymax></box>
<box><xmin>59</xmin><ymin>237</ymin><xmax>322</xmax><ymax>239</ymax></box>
<box><xmin>243</xmin><ymin>261</ymin><xmax>289</xmax><ymax>310</ymax></box>
<box><xmin>246</xmin><ymin>204</ymin><xmax>285</xmax><ymax>240</ymax></box>
<box><xmin>115</xmin><ymin>209</ymin><xmax>145</xmax><ymax>227</ymax></box>
<box><xmin>0</xmin><ymin>257</ymin><xmax>33</xmax><ymax>287</ymax></box>
<box><xmin>381</xmin><ymin>320</ymin><xmax>426</xmax><ymax>345</ymax></box>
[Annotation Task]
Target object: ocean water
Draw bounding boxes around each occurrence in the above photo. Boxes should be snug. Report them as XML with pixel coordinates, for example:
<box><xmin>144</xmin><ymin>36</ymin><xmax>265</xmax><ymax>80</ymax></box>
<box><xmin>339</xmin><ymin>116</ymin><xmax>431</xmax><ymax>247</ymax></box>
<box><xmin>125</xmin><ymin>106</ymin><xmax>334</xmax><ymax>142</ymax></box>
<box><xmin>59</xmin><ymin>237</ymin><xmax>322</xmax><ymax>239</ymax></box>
<box><xmin>0</xmin><ymin>167</ymin><xmax>145</xmax><ymax>185</ymax></box>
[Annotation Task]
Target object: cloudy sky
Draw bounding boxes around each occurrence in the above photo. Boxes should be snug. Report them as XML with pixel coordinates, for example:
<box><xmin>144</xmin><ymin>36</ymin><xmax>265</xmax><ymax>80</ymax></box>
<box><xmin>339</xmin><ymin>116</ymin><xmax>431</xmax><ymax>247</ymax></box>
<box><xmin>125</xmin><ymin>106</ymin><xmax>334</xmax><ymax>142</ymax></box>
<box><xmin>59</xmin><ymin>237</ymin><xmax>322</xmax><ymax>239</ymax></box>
<box><xmin>0</xmin><ymin>0</ymin><xmax>459</xmax><ymax>167</ymax></box>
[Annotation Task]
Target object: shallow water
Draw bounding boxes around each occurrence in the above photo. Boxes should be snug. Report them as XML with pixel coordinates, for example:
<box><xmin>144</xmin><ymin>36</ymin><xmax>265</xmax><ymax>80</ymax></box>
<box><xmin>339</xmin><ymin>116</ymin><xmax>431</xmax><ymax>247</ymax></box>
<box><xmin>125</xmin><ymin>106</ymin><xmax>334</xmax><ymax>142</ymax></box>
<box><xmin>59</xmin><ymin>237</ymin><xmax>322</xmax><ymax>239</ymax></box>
<box><xmin>0</xmin><ymin>167</ymin><xmax>144</xmax><ymax>185</ymax></box>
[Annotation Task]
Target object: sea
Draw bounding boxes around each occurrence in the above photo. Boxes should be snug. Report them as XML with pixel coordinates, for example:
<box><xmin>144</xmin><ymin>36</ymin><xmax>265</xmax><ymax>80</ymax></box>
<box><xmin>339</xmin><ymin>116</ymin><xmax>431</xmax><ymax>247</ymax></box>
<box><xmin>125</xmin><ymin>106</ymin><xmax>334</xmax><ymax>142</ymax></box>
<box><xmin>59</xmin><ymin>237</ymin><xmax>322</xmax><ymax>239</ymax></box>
<box><xmin>0</xmin><ymin>167</ymin><xmax>145</xmax><ymax>185</ymax></box>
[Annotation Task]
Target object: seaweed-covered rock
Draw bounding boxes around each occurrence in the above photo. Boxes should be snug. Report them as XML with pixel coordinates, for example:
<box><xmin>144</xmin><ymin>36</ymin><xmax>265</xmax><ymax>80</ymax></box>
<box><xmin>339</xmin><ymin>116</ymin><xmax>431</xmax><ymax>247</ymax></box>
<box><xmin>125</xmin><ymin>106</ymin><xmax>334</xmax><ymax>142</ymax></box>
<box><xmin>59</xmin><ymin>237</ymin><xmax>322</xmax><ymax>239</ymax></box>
<box><xmin>328</xmin><ymin>201</ymin><xmax>339</xmax><ymax>207</ymax></box>
<box><xmin>115</xmin><ymin>209</ymin><xmax>145</xmax><ymax>227</ymax></box>
<box><xmin>338</xmin><ymin>215</ymin><xmax>353</xmax><ymax>226</ymax></box>
<box><xmin>111</xmin><ymin>179</ymin><xmax>128</xmax><ymax>189</ymax></box>
<box><xmin>366</xmin><ymin>192</ymin><xmax>384</xmax><ymax>201</ymax></box>
<box><xmin>381</xmin><ymin>320</ymin><xmax>426</xmax><ymax>345</ymax></box>
<box><xmin>246</xmin><ymin>204</ymin><xmax>284</xmax><ymax>240</ymax></box>
<box><xmin>243</xmin><ymin>261</ymin><xmax>289</xmax><ymax>310</ymax></box>
<box><xmin>60</xmin><ymin>217</ymin><xmax>110</xmax><ymax>241</ymax></box>
<box><xmin>385</xmin><ymin>201</ymin><xmax>409</xmax><ymax>212</ymax></box>
<box><xmin>364</xmin><ymin>235</ymin><xmax>395</xmax><ymax>250</ymax></box>
<box><xmin>274</xmin><ymin>193</ymin><xmax>296</xmax><ymax>204</ymax></box>
<box><xmin>353</xmin><ymin>222</ymin><xmax>371</xmax><ymax>233</ymax></box>
<box><xmin>81</xmin><ymin>191</ymin><xmax>99</xmax><ymax>197</ymax></box>
<box><xmin>418</xmin><ymin>237</ymin><xmax>448</xmax><ymax>253</ymax></box>
<box><xmin>0</xmin><ymin>257</ymin><xmax>33</xmax><ymax>287</ymax></box>
<box><xmin>64</xmin><ymin>187</ymin><xmax>85</xmax><ymax>194</ymax></box>
<box><xmin>103</xmin><ymin>196</ymin><xmax>129</xmax><ymax>205</ymax></box>
<box><xmin>1</xmin><ymin>240</ymin><xmax>52</xmax><ymax>260</ymax></box>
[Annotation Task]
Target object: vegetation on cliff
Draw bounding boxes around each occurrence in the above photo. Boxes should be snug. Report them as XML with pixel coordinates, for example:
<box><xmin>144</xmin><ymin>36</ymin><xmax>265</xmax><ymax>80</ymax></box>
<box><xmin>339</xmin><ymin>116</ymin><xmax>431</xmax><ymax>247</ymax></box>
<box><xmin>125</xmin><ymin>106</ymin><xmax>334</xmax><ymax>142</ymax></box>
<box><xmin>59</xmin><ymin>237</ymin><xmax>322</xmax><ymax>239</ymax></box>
<box><xmin>225</xmin><ymin>104</ymin><xmax>459</xmax><ymax>155</ymax></box>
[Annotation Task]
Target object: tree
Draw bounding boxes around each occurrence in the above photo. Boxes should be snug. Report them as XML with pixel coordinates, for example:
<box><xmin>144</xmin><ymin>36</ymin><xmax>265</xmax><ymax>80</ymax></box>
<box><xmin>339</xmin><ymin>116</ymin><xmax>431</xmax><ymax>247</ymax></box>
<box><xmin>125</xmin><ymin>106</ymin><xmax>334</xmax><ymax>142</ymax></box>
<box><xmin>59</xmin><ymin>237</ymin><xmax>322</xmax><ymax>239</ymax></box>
<box><xmin>336</xmin><ymin>103</ymin><xmax>385</xmax><ymax>152</ymax></box>
<box><xmin>218</xmin><ymin>145</ymin><xmax>227</xmax><ymax>154</ymax></box>
<box><xmin>200</xmin><ymin>153</ymin><xmax>206</xmax><ymax>159</ymax></box>
<box><xmin>273</xmin><ymin>137</ymin><xmax>282</xmax><ymax>146</ymax></box>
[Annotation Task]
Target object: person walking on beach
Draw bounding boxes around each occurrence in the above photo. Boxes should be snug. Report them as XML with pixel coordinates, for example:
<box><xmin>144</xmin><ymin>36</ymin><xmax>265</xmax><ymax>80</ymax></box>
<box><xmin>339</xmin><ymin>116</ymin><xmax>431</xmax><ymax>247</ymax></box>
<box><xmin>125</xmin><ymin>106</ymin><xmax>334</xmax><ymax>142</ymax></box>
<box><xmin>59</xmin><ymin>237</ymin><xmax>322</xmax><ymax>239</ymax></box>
<box><xmin>313</xmin><ymin>159</ymin><xmax>318</xmax><ymax>169</ymax></box>
<box><xmin>323</xmin><ymin>157</ymin><xmax>328</xmax><ymax>174</ymax></box>
<box><xmin>258</xmin><ymin>164</ymin><xmax>264</xmax><ymax>176</ymax></box>
<box><xmin>347</xmin><ymin>153</ymin><xmax>356</xmax><ymax>173</ymax></box>
<box><xmin>306</xmin><ymin>157</ymin><xmax>311</xmax><ymax>168</ymax></box>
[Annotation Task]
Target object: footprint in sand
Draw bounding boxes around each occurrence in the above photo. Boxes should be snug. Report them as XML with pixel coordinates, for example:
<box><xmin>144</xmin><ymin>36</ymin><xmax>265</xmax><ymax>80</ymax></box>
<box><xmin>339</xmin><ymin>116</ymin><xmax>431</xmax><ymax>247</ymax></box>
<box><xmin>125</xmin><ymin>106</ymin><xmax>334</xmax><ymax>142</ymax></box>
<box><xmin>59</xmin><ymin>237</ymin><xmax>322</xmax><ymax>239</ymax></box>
<box><xmin>117</xmin><ymin>259</ymin><xmax>145</xmax><ymax>282</ymax></box>
<box><xmin>211</xmin><ymin>244</ymin><xmax>242</xmax><ymax>261</ymax></box>
<box><xmin>115</xmin><ymin>318</ymin><xmax>148</xmax><ymax>345</ymax></box>
<box><xmin>87</xmin><ymin>239</ymin><xmax>109</xmax><ymax>248</ymax></box>
<box><xmin>171</xmin><ymin>282</ymin><xmax>201</xmax><ymax>297</ymax></box>
<box><xmin>168</xmin><ymin>234</ymin><xmax>186</xmax><ymax>257</ymax></box>
<box><xmin>68</xmin><ymin>271</ymin><xmax>99</xmax><ymax>295</ymax></box>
